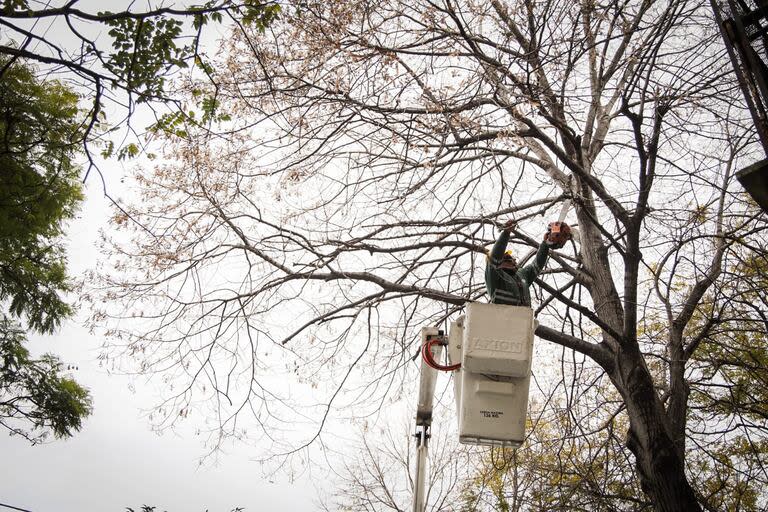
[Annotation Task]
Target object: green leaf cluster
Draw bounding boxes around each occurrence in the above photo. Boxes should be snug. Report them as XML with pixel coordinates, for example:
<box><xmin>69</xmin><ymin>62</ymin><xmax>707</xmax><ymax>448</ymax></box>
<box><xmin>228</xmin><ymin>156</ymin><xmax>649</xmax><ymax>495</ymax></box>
<box><xmin>0</xmin><ymin>316</ymin><xmax>92</xmax><ymax>442</ymax></box>
<box><xmin>149</xmin><ymin>111</ymin><xmax>190</xmax><ymax>138</ymax></box>
<box><xmin>461</xmin><ymin>401</ymin><xmax>643</xmax><ymax>511</ymax></box>
<box><xmin>190</xmin><ymin>0</ymin><xmax>281</xmax><ymax>31</ymax></box>
<box><xmin>2</xmin><ymin>2</ymin><xmax>281</xmax><ymax>165</ymax></box>
<box><xmin>0</xmin><ymin>59</ymin><xmax>91</xmax><ymax>443</ymax></box>
<box><xmin>0</xmin><ymin>0</ymin><xmax>29</xmax><ymax>13</ymax></box>
<box><xmin>241</xmin><ymin>1</ymin><xmax>280</xmax><ymax>31</ymax></box>
<box><xmin>100</xmin><ymin>2</ymin><xmax>280</xmax><ymax>103</ymax></box>
<box><xmin>0</xmin><ymin>59</ymin><xmax>84</xmax><ymax>333</ymax></box>
<box><xmin>147</xmin><ymin>93</ymin><xmax>232</xmax><ymax>140</ymax></box>
<box><xmin>103</xmin><ymin>13</ymin><xmax>190</xmax><ymax>102</ymax></box>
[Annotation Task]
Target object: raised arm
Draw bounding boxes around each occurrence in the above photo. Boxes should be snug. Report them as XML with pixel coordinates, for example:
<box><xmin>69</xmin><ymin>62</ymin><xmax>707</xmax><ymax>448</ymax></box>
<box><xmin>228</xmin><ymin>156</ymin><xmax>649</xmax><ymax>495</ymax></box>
<box><xmin>519</xmin><ymin>242</ymin><xmax>550</xmax><ymax>286</ymax></box>
<box><xmin>489</xmin><ymin>230</ymin><xmax>511</xmax><ymax>267</ymax></box>
<box><xmin>488</xmin><ymin>220</ymin><xmax>517</xmax><ymax>266</ymax></box>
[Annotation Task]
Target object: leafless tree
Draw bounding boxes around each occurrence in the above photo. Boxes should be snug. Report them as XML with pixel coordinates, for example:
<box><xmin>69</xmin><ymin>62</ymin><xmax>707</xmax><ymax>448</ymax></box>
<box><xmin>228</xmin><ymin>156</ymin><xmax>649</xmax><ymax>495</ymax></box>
<box><xmin>320</xmin><ymin>414</ymin><xmax>468</xmax><ymax>512</ymax></box>
<box><xmin>93</xmin><ymin>1</ymin><xmax>768</xmax><ymax>510</ymax></box>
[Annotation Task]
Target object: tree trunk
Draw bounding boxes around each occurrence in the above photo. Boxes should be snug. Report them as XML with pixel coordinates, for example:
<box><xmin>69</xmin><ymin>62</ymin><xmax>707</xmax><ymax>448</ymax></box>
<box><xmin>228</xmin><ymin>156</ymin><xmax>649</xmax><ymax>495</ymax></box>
<box><xmin>612</xmin><ymin>346</ymin><xmax>702</xmax><ymax>512</ymax></box>
<box><xmin>572</xmin><ymin>178</ymin><xmax>702</xmax><ymax>511</ymax></box>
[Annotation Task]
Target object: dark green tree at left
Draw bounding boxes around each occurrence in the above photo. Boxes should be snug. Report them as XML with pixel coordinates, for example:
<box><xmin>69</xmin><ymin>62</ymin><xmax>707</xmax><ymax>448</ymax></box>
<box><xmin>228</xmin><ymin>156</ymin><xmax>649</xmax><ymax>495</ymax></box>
<box><xmin>0</xmin><ymin>59</ymin><xmax>92</xmax><ymax>444</ymax></box>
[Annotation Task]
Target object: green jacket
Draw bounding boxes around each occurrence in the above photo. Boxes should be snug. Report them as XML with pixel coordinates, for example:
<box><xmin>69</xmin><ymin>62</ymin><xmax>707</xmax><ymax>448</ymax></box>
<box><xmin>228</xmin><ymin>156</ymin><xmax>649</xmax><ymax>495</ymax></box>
<box><xmin>485</xmin><ymin>231</ymin><xmax>549</xmax><ymax>307</ymax></box>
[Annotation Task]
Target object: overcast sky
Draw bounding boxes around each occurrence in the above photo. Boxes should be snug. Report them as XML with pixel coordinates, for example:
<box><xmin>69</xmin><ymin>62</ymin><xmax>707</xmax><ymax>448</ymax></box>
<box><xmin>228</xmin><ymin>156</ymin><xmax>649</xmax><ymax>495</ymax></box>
<box><xmin>0</xmin><ymin>183</ymin><xmax>317</xmax><ymax>512</ymax></box>
<box><xmin>0</xmin><ymin>7</ymin><xmax>406</xmax><ymax>510</ymax></box>
<box><xmin>2</xmin><ymin>9</ymin><xmax>321</xmax><ymax>509</ymax></box>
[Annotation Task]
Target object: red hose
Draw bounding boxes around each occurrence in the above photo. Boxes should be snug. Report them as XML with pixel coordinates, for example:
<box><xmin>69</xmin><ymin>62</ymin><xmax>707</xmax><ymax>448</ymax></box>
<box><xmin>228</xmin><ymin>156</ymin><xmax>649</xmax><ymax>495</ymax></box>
<box><xmin>421</xmin><ymin>337</ymin><xmax>461</xmax><ymax>372</ymax></box>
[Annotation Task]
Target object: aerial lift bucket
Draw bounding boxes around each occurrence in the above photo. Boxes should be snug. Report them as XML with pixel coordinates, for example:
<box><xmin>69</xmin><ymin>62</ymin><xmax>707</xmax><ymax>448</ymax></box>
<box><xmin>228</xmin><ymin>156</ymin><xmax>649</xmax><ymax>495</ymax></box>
<box><xmin>448</xmin><ymin>302</ymin><xmax>534</xmax><ymax>447</ymax></box>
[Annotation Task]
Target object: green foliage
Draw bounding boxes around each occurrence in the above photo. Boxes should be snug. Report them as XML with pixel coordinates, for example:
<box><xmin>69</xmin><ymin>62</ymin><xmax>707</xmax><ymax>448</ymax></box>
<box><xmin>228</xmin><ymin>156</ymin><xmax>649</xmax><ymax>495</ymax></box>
<box><xmin>0</xmin><ymin>59</ymin><xmax>84</xmax><ymax>333</ymax></box>
<box><xmin>148</xmin><ymin>111</ymin><xmax>190</xmax><ymax>139</ymax></box>
<box><xmin>0</xmin><ymin>315</ymin><xmax>92</xmax><ymax>443</ymax></box>
<box><xmin>95</xmin><ymin>2</ymin><xmax>279</xmax><ymax>151</ymax></box>
<box><xmin>146</xmin><ymin>94</ymin><xmax>231</xmax><ymax>140</ymax></box>
<box><xmin>99</xmin><ymin>2</ymin><xmax>280</xmax><ymax>103</ymax></box>
<box><xmin>242</xmin><ymin>1</ymin><xmax>280</xmax><ymax>31</ymax></box>
<box><xmin>689</xmin><ymin>437</ymin><xmax>762</xmax><ymax>512</ymax></box>
<box><xmin>103</xmin><ymin>13</ymin><xmax>189</xmax><ymax>102</ymax></box>
<box><xmin>461</xmin><ymin>396</ymin><xmax>644</xmax><ymax>511</ymax></box>
<box><xmin>0</xmin><ymin>60</ymin><xmax>92</xmax><ymax>444</ymax></box>
<box><xmin>1</xmin><ymin>2</ymin><xmax>280</xmax><ymax>163</ymax></box>
<box><xmin>685</xmin><ymin>254</ymin><xmax>768</xmax><ymax>511</ymax></box>
<box><xmin>117</xmin><ymin>143</ymin><xmax>141</xmax><ymax>161</ymax></box>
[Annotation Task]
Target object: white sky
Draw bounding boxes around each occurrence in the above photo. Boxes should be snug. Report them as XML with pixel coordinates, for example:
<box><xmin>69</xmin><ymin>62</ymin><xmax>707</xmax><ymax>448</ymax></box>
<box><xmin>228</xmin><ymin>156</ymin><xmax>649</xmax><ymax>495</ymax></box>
<box><xmin>1</xmin><ymin>8</ymin><xmax>323</xmax><ymax>510</ymax></box>
<box><xmin>0</xmin><ymin>183</ymin><xmax>317</xmax><ymax>512</ymax></box>
<box><xmin>0</xmin><ymin>5</ymin><xmax>521</xmax><ymax>510</ymax></box>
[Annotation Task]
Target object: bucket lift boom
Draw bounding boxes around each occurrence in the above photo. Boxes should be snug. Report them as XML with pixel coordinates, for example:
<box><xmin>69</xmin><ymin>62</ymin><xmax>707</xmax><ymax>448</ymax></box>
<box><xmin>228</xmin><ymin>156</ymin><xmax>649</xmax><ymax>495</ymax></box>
<box><xmin>412</xmin><ymin>327</ymin><xmax>443</xmax><ymax>512</ymax></box>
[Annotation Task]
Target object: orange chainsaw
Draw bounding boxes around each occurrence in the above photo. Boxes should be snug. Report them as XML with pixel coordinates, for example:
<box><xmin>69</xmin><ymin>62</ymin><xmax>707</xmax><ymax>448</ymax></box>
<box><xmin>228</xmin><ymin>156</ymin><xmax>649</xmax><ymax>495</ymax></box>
<box><xmin>545</xmin><ymin>200</ymin><xmax>573</xmax><ymax>248</ymax></box>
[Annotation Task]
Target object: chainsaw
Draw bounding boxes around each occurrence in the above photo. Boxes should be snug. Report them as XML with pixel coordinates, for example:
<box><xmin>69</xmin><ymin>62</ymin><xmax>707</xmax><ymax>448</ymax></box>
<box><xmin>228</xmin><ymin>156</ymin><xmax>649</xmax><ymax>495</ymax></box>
<box><xmin>545</xmin><ymin>200</ymin><xmax>573</xmax><ymax>248</ymax></box>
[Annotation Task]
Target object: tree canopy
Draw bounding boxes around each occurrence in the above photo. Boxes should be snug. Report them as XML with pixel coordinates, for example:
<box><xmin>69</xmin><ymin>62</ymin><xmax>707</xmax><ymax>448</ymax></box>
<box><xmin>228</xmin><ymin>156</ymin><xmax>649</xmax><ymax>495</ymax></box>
<box><xmin>93</xmin><ymin>1</ymin><xmax>768</xmax><ymax>510</ymax></box>
<box><xmin>0</xmin><ymin>1</ymin><xmax>283</xmax><ymax>444</ymax></box>
<box><xmin>0</xmin><ymin>1</ymin><xmax>281</xmax><ymax>168</ymax></box>
<box><xmin>0</xmin><ymin>58</ymin><xmax>92</xmax><ymax>443</ymax></box>
<box><xmin>0</xmin><ymin>59</ymin><xmax>83</xmax><ymax>333</ymax></box>
<box><xmin>0</xmin><ymin>317</ymin><xmax>92</xmax><ymax>443</ymax></box>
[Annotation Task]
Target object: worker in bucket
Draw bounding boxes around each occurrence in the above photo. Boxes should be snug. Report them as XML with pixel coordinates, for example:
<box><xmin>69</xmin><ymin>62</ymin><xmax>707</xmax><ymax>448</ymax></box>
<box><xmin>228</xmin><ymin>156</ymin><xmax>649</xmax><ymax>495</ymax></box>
<box><xmin>486</xmin><ymin>219</ymin><xmax>571</xmax><ymax>306</ymax></box>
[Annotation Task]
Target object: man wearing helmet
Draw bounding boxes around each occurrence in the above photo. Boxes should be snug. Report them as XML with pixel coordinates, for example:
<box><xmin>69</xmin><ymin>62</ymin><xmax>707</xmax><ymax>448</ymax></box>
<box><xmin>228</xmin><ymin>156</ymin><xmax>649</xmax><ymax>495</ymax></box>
<box><xmin>486</xmin><ymin>219</ymin><xmax>571</xmax><ymax>306</ymax></box>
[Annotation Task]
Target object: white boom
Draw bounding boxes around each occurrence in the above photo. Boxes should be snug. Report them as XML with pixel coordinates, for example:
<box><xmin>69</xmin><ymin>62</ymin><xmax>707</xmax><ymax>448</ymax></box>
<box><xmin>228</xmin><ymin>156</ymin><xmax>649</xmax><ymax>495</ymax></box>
<box><xmin>412</xmin><ymin>326</ymin><xmax>442</xmax><ymax>512</ymax></box>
